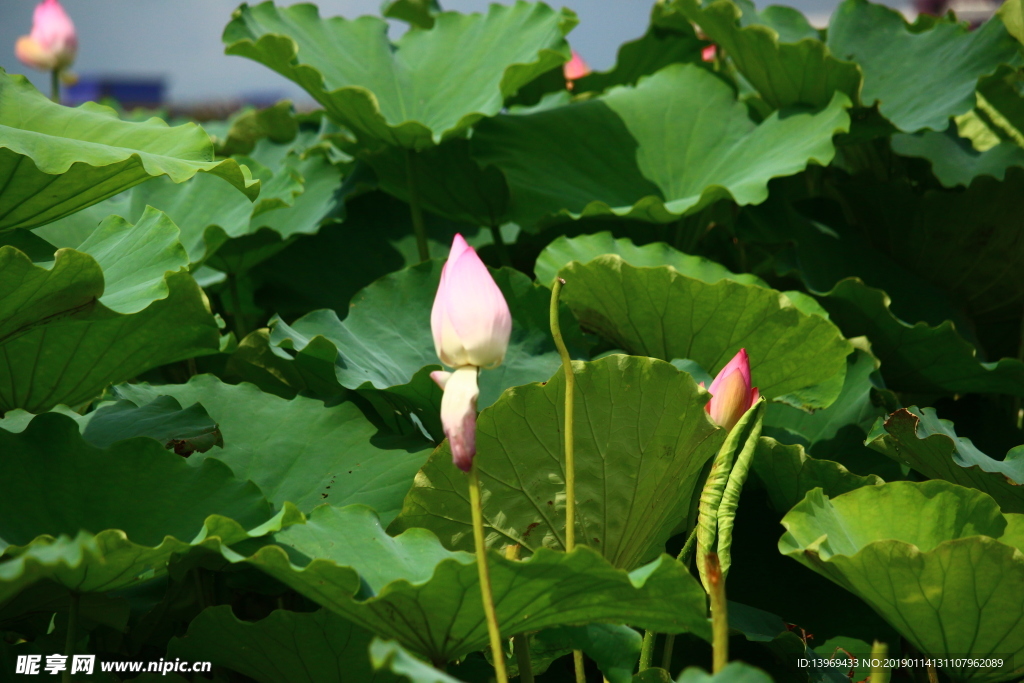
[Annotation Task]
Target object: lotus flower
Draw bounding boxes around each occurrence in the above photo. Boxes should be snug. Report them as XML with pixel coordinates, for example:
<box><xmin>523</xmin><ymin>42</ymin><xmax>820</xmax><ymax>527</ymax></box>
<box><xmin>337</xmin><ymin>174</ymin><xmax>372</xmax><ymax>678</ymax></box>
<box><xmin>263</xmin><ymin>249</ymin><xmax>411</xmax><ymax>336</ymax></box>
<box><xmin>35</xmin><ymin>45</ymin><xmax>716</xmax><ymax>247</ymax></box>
<box><xmin>703</xmin><ymin>349</ymin><xmax>760</xmax><ymax>431</ymax></box>
<box><xmin>430</xmin><ymin>234</ymin><xmax>511</xmax><ymax>471</ymax></box>
<box><xmin>15</xmin><ymin>0</ymin><xmax>78</xmax><ymax>72</ymax></box>
<box><xmin>563</xmin><ymin>50</ymin><xmax>591</xmax><ymax>85</ymax></box>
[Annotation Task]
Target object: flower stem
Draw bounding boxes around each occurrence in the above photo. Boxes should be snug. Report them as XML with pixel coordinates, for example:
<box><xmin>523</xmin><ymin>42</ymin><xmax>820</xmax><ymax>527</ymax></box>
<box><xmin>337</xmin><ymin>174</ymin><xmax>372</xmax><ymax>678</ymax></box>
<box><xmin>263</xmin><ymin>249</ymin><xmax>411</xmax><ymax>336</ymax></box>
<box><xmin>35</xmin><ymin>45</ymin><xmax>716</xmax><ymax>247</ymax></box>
<box><xmin>469</xmin><ymin>461</ymin><xmax>508</xmax><ymax>683</ymax></box>
<box><xmin>406</xmin><ymin>149</ymin><xmax>430</xmax><ymax>262</ymax></box>
<box><xmin>62</xmin><ymin>592</ymin><xmax>79</xmax><ymax>683</ymax></box>
<box><xmin>551</xmin><ymin>277</ymin><xmax>583</xmax><ymax>683</ymax></box>
<box><xmin>51</xmin><ymin>68</ymin><xmax>60</xmax><ymax>103</ymax></box>
<box><xmin>639</xmin><ymin>631</ymin><xmax>656</xmax><ymax>670</ymax></box>
<box><xmin>706</xmin><ymin>553</ymin><xmax>729</xmax><ymax>673</ymax></box>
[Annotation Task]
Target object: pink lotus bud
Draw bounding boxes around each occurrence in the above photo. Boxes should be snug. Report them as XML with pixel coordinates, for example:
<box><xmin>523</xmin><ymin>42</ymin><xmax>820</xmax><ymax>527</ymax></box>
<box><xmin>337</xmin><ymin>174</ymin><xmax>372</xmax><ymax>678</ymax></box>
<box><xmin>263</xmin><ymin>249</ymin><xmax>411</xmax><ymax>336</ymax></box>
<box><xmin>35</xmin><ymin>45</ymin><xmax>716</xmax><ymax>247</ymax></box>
<box><xmin>431</xmin><ymin>234</ymin><xmax>511</xmax><ymax>370</ymax></box>
<box><xmin>439</xmin><ymin>366</ymin><xmax>480</xmax><ymax>472</ymax></box>
<box><xmin>563</xmin><ymin>50</ymin><xmax>591</xmax><ymax>82</ymax></box>
<box><xmin>703</xmin><ymin>349</ymin><xmax>760</xmax><ymax>431</ymax></box>
<box><xmin>15</xmin><ymin>0</ymin><xmax>78</xmax><ymax>72</ymax></box>
<box><xmin>702</xmin><ymin>44</ymin><xmax>717</xmax><ymax>62</ymax></box>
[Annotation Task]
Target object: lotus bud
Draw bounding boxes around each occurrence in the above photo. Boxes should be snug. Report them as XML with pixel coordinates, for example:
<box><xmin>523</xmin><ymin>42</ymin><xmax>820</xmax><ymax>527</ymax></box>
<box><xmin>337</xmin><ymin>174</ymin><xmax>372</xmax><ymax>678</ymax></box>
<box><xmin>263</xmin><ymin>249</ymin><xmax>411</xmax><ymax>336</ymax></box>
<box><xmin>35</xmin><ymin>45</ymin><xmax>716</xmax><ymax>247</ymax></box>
<box><xmin>15</xmin><ymin>0</ymin><xmax>78</xmax><ymax>72</ymax></box>
<box><xmin>563</xmin><ymin>50</ymin><xmax>591</xmax><ymax>88</ymax></box>
<box><xmin>431</xmin><ymin>234</ymin><xmax>511</xmax><ymax>370</ymax></box>
<box><xmin>703</xmin><ymin>349</ymin><xmax>760</xmax><ymax>431</ymax></box>
<box><xmin>440</xmin><ymin>366</ymin><xmax>481</xmax><ymax>472</ymax></box>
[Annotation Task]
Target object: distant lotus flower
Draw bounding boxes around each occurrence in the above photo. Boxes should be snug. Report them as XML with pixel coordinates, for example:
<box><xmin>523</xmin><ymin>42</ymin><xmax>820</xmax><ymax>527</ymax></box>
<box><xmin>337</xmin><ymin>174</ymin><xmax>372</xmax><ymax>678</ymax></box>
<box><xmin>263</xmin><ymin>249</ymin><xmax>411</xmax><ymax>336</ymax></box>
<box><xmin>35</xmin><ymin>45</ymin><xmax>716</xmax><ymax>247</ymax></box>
<box><xmin>563</xmin><ymin>50</ymin><xmax>591</xmax><ymax>85</ymax></box>
<box><xmin>15</xmin><ymin>0</ymin><xmax>77</xmax><ymax>72</ymax></box>
<box><xmin>430</xmin><ymin>234</ymin><xmax>511</xmax><ymax>471</ymax></box>
<box><xmin>702</xmin><ymin>44</ymin><xmax>717</xmax><ymax>62</ymax></box>
<box><xmin>703</xmin><ymin>349</ymin><xmax>760</xmax><ymax>431</ymax></box>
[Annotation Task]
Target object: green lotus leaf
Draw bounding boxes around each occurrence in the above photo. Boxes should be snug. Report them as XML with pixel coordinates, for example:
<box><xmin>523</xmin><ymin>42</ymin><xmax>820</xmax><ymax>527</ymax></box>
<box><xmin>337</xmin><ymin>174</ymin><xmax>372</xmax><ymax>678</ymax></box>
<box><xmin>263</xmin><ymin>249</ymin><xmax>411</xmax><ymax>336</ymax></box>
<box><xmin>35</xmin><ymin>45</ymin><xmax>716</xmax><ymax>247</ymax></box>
<box><xmin>891</xmin><ymin>129</ymin><xmax>1024</xmax><ymax>187</ymax></box>
<box><xmin>392</xmin><ymin>355</ymin><xmax>725</xmax><ymax>570</ymax></box>
<box><xmin>826</xmin><ymin>0</ymin><xmax>1019</xmax><ymax>132</ymax></box>
<box><xmin>573</xmin><ymin>3</ymin><xmax>705</xmax><ymax>94</ymax></box>
<box><xmin>264</xmin><ymin>260</ymin><xmax>587</xmax><ymax>440</ymax></box>
<box><xmin>780</xmin><ymin>481</ymin><xmax>1024</xmax><ymax>683</ymax></box>
<box><xmin>220</xmin><ymin>503</ymin><xmax>710</xmax><ymax>665</ymax></box>
<box><xmin>677</xmin><ymin>663</ymin><xmax>774</xmax><ymax>683</ymax></box>
<box><xmin>734</xmin><ymin>0</ymin><xmax>819</xmax><ymax>42</ymax></box>
<box><xmin>963</xmin><ymin>66</ymin><xmax>1024</xmax><ymax>150</ymax></box>
<box><xmin>820</xmin><ymin>277</ymin><xmax>1024</xmax><ymax>397</ymax></box>
<box><xmin>168</xmin><ymin>606</ymin><xmax>399</xmax><ymax>683</ymax></box>
<box><xmin>866</xmin><ymin>407</ymin><xmax>1024</xmax><ymax>514</ymax></box>
<box><xmin>0</xmin><ymin>209</ymin><xmax>220</xmax><ymax>412</ymax></box>
<box><xmin>0</xmin><ymin>70</ymin><xmax>258</xmax><ymax>233</ymax></box>
<box><xmin>0</xmin><ymin>412</ymin><xmax>289</xmax><ymax>602</ymax></box>
<box><xmin>675</xmin><ymin>0</ymin><xmax>860</xmax><ymax>109</ymax></box>
<box><xmin>112</xmin><ymin>374</ymin><xmax>430</xmax><ymax>523</ymax></box>
<box><xmin>534</xmin><ymin>231</ymin><xmax>767</xmax><ymax>288</ymax></box>
<box><xmin>213</xmin><ymin>100</ymin><xmax>301</xmax><ymax>157</ymax></box>
<box><xmin>506</xmin><ymin>624</ymin><xmax>642</xmax><ymax>683</ymax></box>
<box><xmin>471</xmin><ymin>64</ymin><xmax>850</xmax><ymax>228</ymax></box>
<box><xmin>553</xmin><ymin>255</ymin><xmax>852</xmax><ymax>408</ymax></box>
<box><xmin>222</xmin><ymin>1</ymin><xmax>575</xmax><ymax>150</ymax></box>
<box><xmin>753</xmin><ymin>436</ymin><xmax>883</xmax><ymax>513</ymax></box>
<box><xmin>999</xmin><ymin>0</ymin><xmax>1024</xmax><ymax>43</ymax></box>
<box><xmin>381</xmin><ymin>0</ymin><xmax>442</xmax><ymax>29</ymax></box>
<box><xmin>371</xmin><ymin>640</ymin><xmax>462</xmax><ymax>682</ymax></box>
<box><xmin>80</xmin><ymin>396</ymin><xmax>221</xmax><ymax>453</ymax></box>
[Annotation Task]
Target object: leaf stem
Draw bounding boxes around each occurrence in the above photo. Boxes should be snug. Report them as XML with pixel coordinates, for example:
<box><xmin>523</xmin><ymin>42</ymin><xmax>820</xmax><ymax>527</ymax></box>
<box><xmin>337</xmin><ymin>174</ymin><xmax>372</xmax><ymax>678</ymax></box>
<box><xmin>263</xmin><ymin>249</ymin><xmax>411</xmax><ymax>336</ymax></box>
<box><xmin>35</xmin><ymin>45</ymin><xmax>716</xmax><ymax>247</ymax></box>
<box><xmin>869</xmin><ymin>641</ymin><xmax>889</xmax><ymax>683</ymax></box>
<box><xmin>661</xmin><ymin>634</ymin><xmax>676</xmax><ymax>671</ymax></box>
<box><xmin>573</xmin><ymin>651</ymin><xmax>586</xmax><ymax>683</ymax></box>
<box><xmin>490</xmin><ymin>224</ymin><xmax>512</xmax><ymax>267</ymax></box>
<box><xmin>639</xmin><ymin>631</ymin><xmax>656</xmax><ymax>671</ymax></box>
<box><xmin>51</xmin><ymin>69</ymin><xmax>60</xmax><ymax>103</ymax></box>
<box><xmin>706</xmin><ymin>553</ymin><xmax>728</xmax><ymax>673</ymax></box>
<box><xmin>62</xmin><ymin>592</ymin><xmax>79</xmax><ymax>683</ymax></box>
<box><xmin>505</xmin><ymin>545</ymin><xmax>534</xmax><ymax>683</ymax></box>
<box><xmin>406</xmin><ymin>149</ymin><xmax>430</xmax><ymax>262</ymax></box>
<box><xmin>549</xmin><ymin>277</ymin><xmax>576</xmax><ymax>552</ymax></box>
<box><xmin>227</xmin><ymin>273</ymin><xmax>248</xmax><ymax>339</ymax></box>
<box><xmin>469</xmin><ymin>461</ymin><xmax>508</xmax><ymax>683</ymax></box>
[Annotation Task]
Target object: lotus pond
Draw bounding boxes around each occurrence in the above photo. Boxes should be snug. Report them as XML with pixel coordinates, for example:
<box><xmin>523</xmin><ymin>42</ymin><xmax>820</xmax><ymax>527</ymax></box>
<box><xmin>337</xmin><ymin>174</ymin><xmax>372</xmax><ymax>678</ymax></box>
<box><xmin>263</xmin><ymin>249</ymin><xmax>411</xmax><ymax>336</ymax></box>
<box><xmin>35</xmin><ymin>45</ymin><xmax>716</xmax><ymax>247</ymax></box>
<box><xmin>4</xmin><ymin>0</ymin><xmax>1024</xmax><ymax>681</ymax></box>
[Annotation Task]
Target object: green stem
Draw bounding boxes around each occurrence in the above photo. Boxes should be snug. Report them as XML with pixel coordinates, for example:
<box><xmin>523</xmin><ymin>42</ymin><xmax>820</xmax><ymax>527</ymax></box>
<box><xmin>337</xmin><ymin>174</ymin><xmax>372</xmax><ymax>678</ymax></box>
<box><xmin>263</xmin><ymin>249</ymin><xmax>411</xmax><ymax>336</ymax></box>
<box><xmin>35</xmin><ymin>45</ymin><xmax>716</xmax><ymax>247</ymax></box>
<box><xmin>661</xmin><ymin>634</ymin><xmax>676</xmax><ymax>672</ymax></box>
<box><xmin>51</xmin><ymin>69</ymin><xmax>60</xmax><ymax>103</ymax></box>
<box><xmin>869</xmin><ymin>641</ymin><xmax>889</xmax><ymax>683</ymax></box>
<box><xmin>490</xmin><ymin>224</ymin><xmax>512</xmax><ymax>267</ymax></box>
<box><xmin>227</xmin><ymin>273</ymin><xmax>248</xmax><ymax>339</ymax></box>
<box><xmin>62</xmin><ymin>592</ymin><xmax>79</xmax><ymax>683</ymax></box>
<box><xmin>469</xmin><ymin>462</ymin><xmax>508</xmax><ymax>683</ymax></box>
<box><xmin>706</xmin><ymin>553</ymin><xmax>728</xmax><ymax>673</ymax></box>
<box><xmin>513</xmin><ymin>634</ymin><xmax>534</xmax><ymax>683</ymax></box>
<box><xmin>573</xmin><ymin>651</ymin><xmax>586</xmax><ymax>683</ymax></box>
<box><xmin>550</xmin><ymin>278</ymin><xmax>576</xmax><ymax>552</ymax></box>
<box><xmin>406</xmin><ymin>149</ymin><xmax>430</xmax><ymax>262</ymax></box>
<box><xmin>639</xmin><ymin>631</ymin><xmax>656</xmax><ymax>671</ymax></box>
<box><xmin>677</xmin><ymin>526</ymin><xmax>699</xmax><ymax>566</ymax></box>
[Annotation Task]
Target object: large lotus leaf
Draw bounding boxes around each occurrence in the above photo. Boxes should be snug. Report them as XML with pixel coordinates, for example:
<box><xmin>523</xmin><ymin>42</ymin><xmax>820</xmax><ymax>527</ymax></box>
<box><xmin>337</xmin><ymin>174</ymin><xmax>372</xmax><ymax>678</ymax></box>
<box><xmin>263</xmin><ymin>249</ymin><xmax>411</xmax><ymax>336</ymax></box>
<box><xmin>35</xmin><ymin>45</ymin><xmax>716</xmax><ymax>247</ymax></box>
<box><xmin>820</xmin><ymin>278</ymin><xmax>1024</xmax><ymax>397</ymax></box>
<box><xmin>222</xmin><ymin>1</ymin><xmax>574</xmax><ymax>150</ymax></box>
<box><xmin>780</xmin><ymin>481</ymin><xmax>1024</xmax><ymax>683</ymax></box>
<box><xmin>381</xmin><ymin>0</ymin><xmax>442</xmax><ymax>29</ymax></box>
<box><xmin>0</xmin><ymin>70</ymin><xmax>258</xmax><ymax>232</ymax></box>
<box><xmin>212</xmin><ymin>100</ymin><xmax>301</xmax><ymax>157</ymax></box>
<box><xmin>220</xmin><ymin>504</ymin><xmax>711</xmax><ymax>665</ymax></box>
<box><xmin>574</xmin><ymin>3</ymin><xmax>705</xmax><ymax>94</ymax></box>
<box><xmin>960</xmin><ymin>66</ymin><xmax>1024</xmax><ymax>151</ymax></box>
<box><xmin>113</xmin><ymin>375</ymin><xmax>430</xmax><ymax>523</ymax></box>
<box><xmin>168</xmin><ymin>606</ymin><xmax>399</xmax><ymax>683</ymax></box>
<box><xmin>892</xmin><ymin>129</ymin><xmax>1024</xmax><ymax>187</ymax></box>
<box><xmin>80</xmin><ymin>396</ymin><xmax>221</xmax><ymax>453</ymax></box>
<box><xmin>999</xmin><ymin>0</ymin><xmax>1024</xmax><ymax>44</ymax></box>
<box><xmin>471</xmin><ymin>64</ymin><xmax>850</xmax><ymax>228</ymax></box>
<box><xmin>0</xmin><ymin>210</ymin><xmax>220</xmax><ymax>412</ymax></box>
<box><xmin>866</xmin><ymin>407</ymin><xmax>1024</xmax><ymax>514</ymax></box>
<box><xmin>392</xmin><ymin>355</ymin><xmax>725</xmax><ymax>570</ymax></box>
<box><xmin>826</xmin><ymin>0</ymin><xmax>1019</xmax><ymax>133</ymax></box>
<box><xmin>675</xmin><ymin>0</ymin><xmax>860</xmax><ymax>109</ymax></box>
<box><xmin>534</xmin><ymin>231</ymin><xmax>767</xmax><ymax>288</ymax></box>
<box><xmin>0</xmin><ymin>412</ymin><xmax>287</xmax><ymax>603</ymax></box>
<box><xmin>753</xmin><ymin>437</ymin><xmax>882</xmax><ymax>513</ymax></box>
<box><xmin>677</xmin><ymin>663</ymin><xmax>774</xmax><ymax>683</ymax></box>
<box><xmin>371</xmin><ymin>641</ymin><xmax>462</xmax><ymax>683</ymax></box>
<box><xmin>554</xmin><ymin>255</ymin><xmax>852</xmax><ymax>408</ymax></box>
<box><xmin>507</xmin><ymin>624</ymin><xmax>642</xmax><ymax>683</ymax></box>
<box><xmin>265</xmin><ymin>260</ymin><xmax>587</xmax><ymax>440</ymax></box>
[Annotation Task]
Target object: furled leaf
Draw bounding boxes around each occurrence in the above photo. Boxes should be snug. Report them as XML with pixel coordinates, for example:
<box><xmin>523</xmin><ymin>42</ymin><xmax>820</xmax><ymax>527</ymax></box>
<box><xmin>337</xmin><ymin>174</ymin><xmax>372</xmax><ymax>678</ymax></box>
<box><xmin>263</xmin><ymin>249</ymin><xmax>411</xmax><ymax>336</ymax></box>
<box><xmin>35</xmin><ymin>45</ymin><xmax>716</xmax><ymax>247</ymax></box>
<box><xmin>392</xmin><ymin>355</ymin><xmax>726</xmax><ymax>570</ymax></box>
<box><xmin>0</xmin><ymin>70</ymin><xmax>257</xmax><ymax>232</ymax></box>
<box><xmin>675</xmin><ymin>0</ymin><xmax>860</xmax><ymax>109</ymax></box>
<box><xmin>891</xmin><ymin>128</ymin><xmax>1024</xmax><ymax>187</ymax></box>
<box><xmin>0</xmin><ymin>209</ymin><xmax>220</xmax><ymax>412</ymax></box>
<box><xmin>826</xmin><ymin>0</ymin><xmax>1019</xmax><ymax>132</ymax></box>
<box><xmin>753</xmin><ymin>437</ymin><xmax>883</xmax><ymax>513</ymax></box>
<box><xmin>780</xmin><ymin>481</ymin><xmax>1024</xmax><ymax>683</ymax></box>
<box><xmin>264</xmin><ymin>260</ymin><xmax>587</xmax><ymax>439</ymax></box>
<box><xmin>554</xmin><ymin>255</ymin><xmax>852</xmax><ymax>408</ymax></box>
<box><xmin>223</xmin><ymin>1</ymin><xmax>575</xmax><ymax>149</ymax></box>
<box><xmin>219</xmin><ymin>504</ymin><xmax>711</xmax><ymax>665</ymax></box>
<box><xmin>866</xmin><ymin>407</ymin><xmax>1024</xmax><ymax>514</ymax></box>
<box><xmin>113</xmin><ymin>375</ymin><xmax>431</xmax><ymax>523</ymax></box>
<box><xmin>472</xmin><ymin>64</ymin><xmax>850</xmax><ymax>228</ymax></box>
<box><xmin>169</xmin><ymin>606</ymin><xmax>399</xmax><ymax>683</ymax></box>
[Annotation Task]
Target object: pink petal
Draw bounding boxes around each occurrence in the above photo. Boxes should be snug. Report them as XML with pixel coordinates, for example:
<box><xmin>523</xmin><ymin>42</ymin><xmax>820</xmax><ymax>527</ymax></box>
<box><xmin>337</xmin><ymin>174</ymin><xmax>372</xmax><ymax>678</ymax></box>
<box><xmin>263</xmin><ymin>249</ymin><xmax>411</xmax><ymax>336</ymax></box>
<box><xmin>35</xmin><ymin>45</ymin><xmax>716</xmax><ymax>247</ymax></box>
<box><xmin>563</xmin><ymin>50</ymin><xmax>591</xmax><ymax>80</ymax></box>
<box><xmin>439</xmin><ymin>367</ymin><xmax>480</xmax><ymax>472</ymax></box>
<box><xmin>708</xmin><ymin>349</ymin><xmax>751</xmax><ymax>396</ymax></box>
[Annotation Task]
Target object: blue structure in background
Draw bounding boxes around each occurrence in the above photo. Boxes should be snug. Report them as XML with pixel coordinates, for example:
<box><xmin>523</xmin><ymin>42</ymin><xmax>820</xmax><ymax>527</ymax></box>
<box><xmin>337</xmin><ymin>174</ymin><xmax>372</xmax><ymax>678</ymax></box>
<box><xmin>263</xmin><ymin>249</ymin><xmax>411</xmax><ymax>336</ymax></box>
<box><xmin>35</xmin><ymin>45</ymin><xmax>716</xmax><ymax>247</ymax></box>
<box><xmin>64</xmin><ymin>77</ymin><xmax>164</xmax><ymax>108</ymax></box>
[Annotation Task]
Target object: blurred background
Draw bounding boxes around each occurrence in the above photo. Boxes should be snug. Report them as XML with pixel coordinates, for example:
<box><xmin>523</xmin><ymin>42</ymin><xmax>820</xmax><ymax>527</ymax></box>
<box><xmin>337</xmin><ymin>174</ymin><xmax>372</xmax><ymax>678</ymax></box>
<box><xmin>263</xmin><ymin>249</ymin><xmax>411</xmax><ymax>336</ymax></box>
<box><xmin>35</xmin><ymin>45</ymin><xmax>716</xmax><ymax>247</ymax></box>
<box><xmin>0</xmin><ymin>0</ymin><xmax>1000</xmax><ymax>111</ymax></box>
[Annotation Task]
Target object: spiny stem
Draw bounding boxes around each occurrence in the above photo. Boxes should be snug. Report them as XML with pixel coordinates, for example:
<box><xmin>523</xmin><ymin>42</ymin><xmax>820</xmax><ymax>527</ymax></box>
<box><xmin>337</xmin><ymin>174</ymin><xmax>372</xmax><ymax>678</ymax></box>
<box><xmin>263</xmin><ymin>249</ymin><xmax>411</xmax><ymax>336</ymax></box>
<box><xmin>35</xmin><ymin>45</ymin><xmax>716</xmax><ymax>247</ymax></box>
<box><xmin>51</xmin><ymin>69</ymin><xmax>60</xmax><ymax>103</ymax></box>
<box><xmin>62</xmin><ymin>592</ymin><xmax>79</xmax><ymax>683</ymax></box>
<box><xmin>550</xmin><ymin>277</ymin><xmax>576</xmax><ymax>552</ymax></box>
<box><xmin>469</xmin><ymin>462</ymin><xmax>508</xmax><ymax>683</ymax></box>
<box><xmin>406</xmin><ymin>149</ymin><xmax>430</xmax><ymax>262</ymax></box>
<box><xmin>706</xmin><ymin>553</ymin><xmax>728</xmax><ymax>673</ymax></box>
<box><xmin>639</xmin><ymin>631</ymin><xmax>656</xmax><ymax>670</ymax></box>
